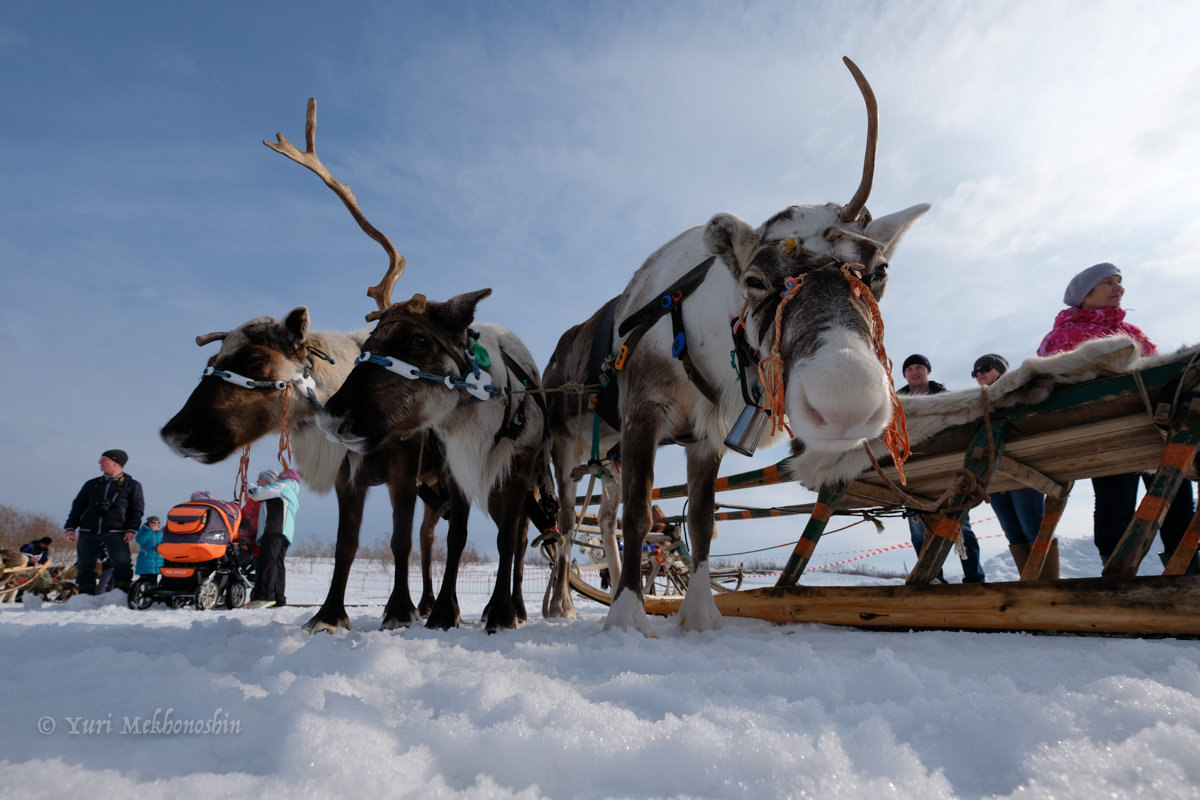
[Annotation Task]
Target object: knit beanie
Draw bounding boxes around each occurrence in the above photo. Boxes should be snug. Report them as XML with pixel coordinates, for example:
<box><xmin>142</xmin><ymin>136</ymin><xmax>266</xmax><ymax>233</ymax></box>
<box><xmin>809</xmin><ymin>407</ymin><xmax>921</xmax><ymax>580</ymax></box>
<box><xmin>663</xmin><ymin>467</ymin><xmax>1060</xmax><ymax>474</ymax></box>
<box><xmin>902</xmin><ymin>354</ymin><xmax>931</xmax><ymax>372</ymax></box>
<box><xmin>1063</xmin><ymin>263</ymin><xmax>1120</xmax><ymax>307</ymax></box>
<box><xmin>258</xmin><ymin>469</ymin><xmax>279</xmax><ymax>484</ymax></box>
<box><xmin>972</xmin><ymin>353</ymin><xmax>1009</xmax><ymax>377</ymax></box>
<box><xmin>101</xmin><ymin>449</ymin><xmax>128</xmax><ymax>467</ymax></box>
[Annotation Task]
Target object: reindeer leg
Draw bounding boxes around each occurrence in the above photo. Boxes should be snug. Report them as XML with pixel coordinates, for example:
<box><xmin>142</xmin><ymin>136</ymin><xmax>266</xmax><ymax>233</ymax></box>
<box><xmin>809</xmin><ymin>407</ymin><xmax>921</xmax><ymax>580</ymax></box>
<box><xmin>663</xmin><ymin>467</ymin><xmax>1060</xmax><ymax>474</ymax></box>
<box><xmin>380</xmin><ymin>474</ymin><xmax>419</xmax><ymax>630</ymax></box>
<box><xmin>417</xmin><ymin>502</ymin><xmax>439</xmax><ymax>617</ymax></box>
<box><xmin>599</xmin><ymin>469</ymin><xmax>622</xmax><ymax>592</ymax></box>
<box><xmin>603</xmin><ymin>408</ymin><xmax>664</xmax><ymax>637</ymax></box>
<box><xmin>304</xmin><ymin>470</ymin><xmax>364</xmax><ymax>633</ymax></box>
<box><xmin>482</xmin><ymin>481</ymin><xmax>525</xmax><ymax>633</ymax></box>
<box><xmin>544</xmin><ymin>440</ymin><xmax>578</xmax><ymax>619</ymax></box>
<box><xmin>677</xmin><ymin>444</ymin><xmax>724</xmax><ymax>632</ymax></box>
<box><xmin>512</xmin><ymin>511</ymin><xmax>529</xmax><ymax>624</ymax></box>
<box><xmin>427</xmin><ymin>488</ymin><xmax>468</xmax><ymax>630</ymax></box>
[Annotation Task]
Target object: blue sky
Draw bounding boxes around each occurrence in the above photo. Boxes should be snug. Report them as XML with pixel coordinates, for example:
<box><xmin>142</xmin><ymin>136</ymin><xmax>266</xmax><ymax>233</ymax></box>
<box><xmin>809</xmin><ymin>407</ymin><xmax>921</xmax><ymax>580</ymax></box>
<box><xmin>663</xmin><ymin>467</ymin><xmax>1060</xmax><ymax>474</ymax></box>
<box><xmin>5</xmin><ymin>1</ymin><xmax>1200</xmax><ymax>575</ymax></box>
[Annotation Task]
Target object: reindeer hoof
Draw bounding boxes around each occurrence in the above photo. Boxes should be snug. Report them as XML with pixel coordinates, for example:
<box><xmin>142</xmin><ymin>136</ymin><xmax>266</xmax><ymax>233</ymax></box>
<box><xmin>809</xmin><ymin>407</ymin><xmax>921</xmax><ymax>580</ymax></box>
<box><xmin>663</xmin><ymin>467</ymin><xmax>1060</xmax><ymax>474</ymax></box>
<box><xmin>303</xmin><ymin>614</ymin><xmax>350</xmax><ymax>634</ymax></box>
<box><xmin>381</xmin><ymin>601</ymin><xmax>419</xmax><ymax>630</ymax></box>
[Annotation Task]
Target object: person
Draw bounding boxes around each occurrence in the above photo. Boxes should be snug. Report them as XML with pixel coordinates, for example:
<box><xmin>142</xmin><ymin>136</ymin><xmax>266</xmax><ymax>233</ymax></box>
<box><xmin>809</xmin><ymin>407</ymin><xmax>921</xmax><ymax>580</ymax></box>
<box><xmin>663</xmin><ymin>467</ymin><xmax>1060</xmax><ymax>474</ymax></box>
<box><xmin>238</xmin><ymin>491</ymin><xmax>262</xmax><ymax>598</ymax></box>
<box><xmin>134</xmin><ymin>516</ymin><xmax>164</xmax><ymax>581</ymax></box>
<box><xmin>1037</xmin><ymin>263</ymin><xmax>1198</xmax><ymax>573</ymax></box>
<box><xmin>246</xmin><ymin>468</ymin><xmax>301</xmax><ymax>607</ymax></box>
<box><xmin>19</xmin><ymin>537</ymin><xmax>53</xmax><ymax>566</ymax></box>
<box><xmin>972</xmin><ymin>353</ymin><xmax>1054</xmax><ymax>577</ymax></box>
<box><xmin>897</xmin><ymin>354</ymin><xmax>985</xmax><ymax>583</ymax></box>
<box><xmin>895</xmin><ymin>353</ymin><xmax>947</xmax><ymax>396</ymax></box>
<box><xmin>64</xmin><ymin>449</ymin><xmax>144</xmax><ymax>595</ymax></box>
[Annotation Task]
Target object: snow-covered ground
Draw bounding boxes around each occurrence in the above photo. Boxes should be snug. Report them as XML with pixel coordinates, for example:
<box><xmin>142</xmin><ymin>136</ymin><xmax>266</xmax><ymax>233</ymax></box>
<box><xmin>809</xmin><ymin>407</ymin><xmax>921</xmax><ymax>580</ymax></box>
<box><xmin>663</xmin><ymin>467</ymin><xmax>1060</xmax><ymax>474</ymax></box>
<box><xmin>3</xmin><ymin>543</ymin><xmax>1198</xmax><ymax>799</ymax></box>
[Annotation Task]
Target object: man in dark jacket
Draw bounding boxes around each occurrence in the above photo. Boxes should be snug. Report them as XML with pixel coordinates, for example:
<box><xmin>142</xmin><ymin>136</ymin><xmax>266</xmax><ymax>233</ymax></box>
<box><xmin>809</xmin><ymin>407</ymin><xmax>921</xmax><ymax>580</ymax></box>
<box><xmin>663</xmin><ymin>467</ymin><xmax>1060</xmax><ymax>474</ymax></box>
<box><xmin>64</xmin><ymin>449</ymin><xmax>144</xmax><ymax>595</ymax></box>
<box><xmin>895</xmin><ymin>355</ymin><xmax>985</xmax><ymax>583</ymax></box>
<box><xmin>20</xmin><ymin>537</ymin><xmax>53</xmax><ymax>565</ymax></box>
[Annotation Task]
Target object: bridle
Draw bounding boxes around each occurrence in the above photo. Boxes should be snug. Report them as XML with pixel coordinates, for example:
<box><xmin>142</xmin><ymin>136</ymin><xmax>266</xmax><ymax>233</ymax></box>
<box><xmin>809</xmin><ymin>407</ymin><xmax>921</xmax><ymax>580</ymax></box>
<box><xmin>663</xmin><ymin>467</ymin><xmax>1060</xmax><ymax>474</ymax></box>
<box><xmin>748</xmin><ymin>255</ymin><xmax>912</xmax><ymax>481</ymax></box>
<box><xmin>200</xmin><ymin>347</ymin><xmax>335</xmax><ymax>502</ymax></box>
<box><xmin>355</xmin><ymin>322</ymin><xmax>508</xmax><ymax>403</ymax></box>
<box><xmin>201</xmin><ymin>346</ymin><xmax>335</xmax><ymax>411</ymax></box>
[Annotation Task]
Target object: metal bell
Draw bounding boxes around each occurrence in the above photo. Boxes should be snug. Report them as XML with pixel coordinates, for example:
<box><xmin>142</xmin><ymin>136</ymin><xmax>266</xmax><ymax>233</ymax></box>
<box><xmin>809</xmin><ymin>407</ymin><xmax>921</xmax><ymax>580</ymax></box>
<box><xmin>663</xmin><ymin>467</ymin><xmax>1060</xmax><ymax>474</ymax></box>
<box><xmin>724</xmin><ymin>404</ymin><xmax>770</xmax><ymax>456</ymax></box>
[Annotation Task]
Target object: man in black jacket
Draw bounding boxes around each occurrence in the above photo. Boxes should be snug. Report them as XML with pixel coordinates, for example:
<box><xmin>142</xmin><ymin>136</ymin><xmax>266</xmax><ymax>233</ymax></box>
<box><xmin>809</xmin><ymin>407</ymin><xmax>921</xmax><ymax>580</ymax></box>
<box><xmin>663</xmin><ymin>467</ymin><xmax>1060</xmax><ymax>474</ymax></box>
<box><xmin>64</xmin><ymin>449</ymin><xmax>144</xmax><ymax>595</ymax></box>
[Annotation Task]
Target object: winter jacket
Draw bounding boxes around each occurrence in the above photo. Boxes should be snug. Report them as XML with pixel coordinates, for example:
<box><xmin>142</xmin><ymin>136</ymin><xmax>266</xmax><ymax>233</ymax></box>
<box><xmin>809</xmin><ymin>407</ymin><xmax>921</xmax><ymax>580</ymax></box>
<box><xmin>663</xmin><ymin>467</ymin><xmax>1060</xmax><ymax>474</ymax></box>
<box><xmin>134</xmin><ymin>523</ymin><xmax>164</xmax><ymax>575</ymax></box>
<box><xmin>64</xmin><ymin>473</ymin><xmax>145</xmax><ymax>535</ymax></box>
<box><xmin>898</xmin><ymin>380</ymin><xmax>948</xmax><ymax>396</ymax></box>
<box><xmin>247</xmin><ymin>476</ymin><xmax>301</xmax><ymax>544</ymax></box>
<box><xmin>19</xmin><ymin>541</ymin><xmax>49</xmax><ymax>565</ymax></box>
<box><xmin>1037</xmin><ymin>306</ymin><xmax>1157</xmax><ymax>357</ymax></box>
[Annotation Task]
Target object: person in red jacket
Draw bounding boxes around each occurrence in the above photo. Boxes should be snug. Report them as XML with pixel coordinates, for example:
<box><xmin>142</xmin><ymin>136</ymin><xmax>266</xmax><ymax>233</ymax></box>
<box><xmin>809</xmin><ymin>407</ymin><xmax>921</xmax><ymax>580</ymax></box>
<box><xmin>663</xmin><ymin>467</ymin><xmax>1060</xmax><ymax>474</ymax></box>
<box><xmin>1037</xmin><ymin>263</ymin><xmax>1155</xmax><ymax>357</ymax></box>
<box><xmin>1037</xmin><ymin>263</ymin><xmax>1197</xmax><ymax>573</ymax></box>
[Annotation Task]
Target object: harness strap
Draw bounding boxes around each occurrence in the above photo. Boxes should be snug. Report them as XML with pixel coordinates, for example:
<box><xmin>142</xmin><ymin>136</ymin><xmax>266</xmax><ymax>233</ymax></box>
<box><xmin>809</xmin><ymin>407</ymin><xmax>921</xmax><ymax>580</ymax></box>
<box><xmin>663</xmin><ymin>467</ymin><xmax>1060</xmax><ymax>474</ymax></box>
<box><xmin>670</xmin><ymin>301</ymin><xmax>720</xmax><ymax>406</ymax></box>
<box><xmin>615</xmin><ymin>256</ymin><xmax>720</xmax><ymax>405</ymax></box>
<box><xmin>588</xmin><ymin>297</ymin><xmax>622</xmax><ymax>431</ymax></box>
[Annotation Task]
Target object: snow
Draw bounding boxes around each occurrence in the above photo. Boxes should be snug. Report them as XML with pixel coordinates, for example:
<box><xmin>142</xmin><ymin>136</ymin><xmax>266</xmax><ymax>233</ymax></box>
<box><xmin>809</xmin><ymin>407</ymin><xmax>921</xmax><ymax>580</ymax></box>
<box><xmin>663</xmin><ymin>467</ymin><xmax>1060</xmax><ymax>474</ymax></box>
<box><xmin>3</xmin><ymin>548</ymin><xmax>1199</xmax><ymax>799</ymax></box>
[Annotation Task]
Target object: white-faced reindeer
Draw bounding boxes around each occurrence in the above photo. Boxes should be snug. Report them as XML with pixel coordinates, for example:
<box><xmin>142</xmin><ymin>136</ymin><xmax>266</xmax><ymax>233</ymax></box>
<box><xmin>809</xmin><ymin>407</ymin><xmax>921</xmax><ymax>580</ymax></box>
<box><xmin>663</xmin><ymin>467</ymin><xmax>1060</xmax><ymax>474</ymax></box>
<box><xmin>549</xmin><ymin>58</ymin><xmax>930</xmax><ymax>636</ymax></box>
<box><xmin>318</xmin><ymin>289</ymin><xmax>548</xmax><ymax>632</ymax></box>
<box><xmin>162</xmin><ymin>99</ymin><xmax>448</xmax><ymax>633</ymax></box>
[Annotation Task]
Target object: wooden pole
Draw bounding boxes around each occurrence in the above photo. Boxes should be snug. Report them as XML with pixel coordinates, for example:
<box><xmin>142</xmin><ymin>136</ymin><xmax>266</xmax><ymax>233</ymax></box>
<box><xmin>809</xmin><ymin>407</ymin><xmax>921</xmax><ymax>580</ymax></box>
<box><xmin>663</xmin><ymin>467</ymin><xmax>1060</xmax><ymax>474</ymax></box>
<box><xmin>775</xmin><ymin>482</ymin><xmax>849</xmax><ymax>586</ymax></box>
<box><xmin>642</xmin><ymin>575</ymin><xmax>1200</xmax><ymax>635</ymax></box>
<box><xmin>1104</xmin><ymin>419</ymin><xmax>1200</xmax><ymax>578</ymax></box>
<box><xmin>907</xmin><ymin>420</ymin><xmax>1009</xmax><ymax>585</ymax></box>
<box><xmin>1021</xmin><ymin>480</ymin><xmax>1073</xmax><ymax>581</ymax></box>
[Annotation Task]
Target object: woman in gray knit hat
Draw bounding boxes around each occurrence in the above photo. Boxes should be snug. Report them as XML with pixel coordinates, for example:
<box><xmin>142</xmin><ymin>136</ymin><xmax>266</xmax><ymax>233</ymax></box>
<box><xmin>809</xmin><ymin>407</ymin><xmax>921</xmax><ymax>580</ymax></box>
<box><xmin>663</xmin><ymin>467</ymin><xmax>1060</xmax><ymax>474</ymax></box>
<box><xmin>1036</xmin><ymin>264</ymin><xmax>1196</xmax><ymax>574</ymax></box>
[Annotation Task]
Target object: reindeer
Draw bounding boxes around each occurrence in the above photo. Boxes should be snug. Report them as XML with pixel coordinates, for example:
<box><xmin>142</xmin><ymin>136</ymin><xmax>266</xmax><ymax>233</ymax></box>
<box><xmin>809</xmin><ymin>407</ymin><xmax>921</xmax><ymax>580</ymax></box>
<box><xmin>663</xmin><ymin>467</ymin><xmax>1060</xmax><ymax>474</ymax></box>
<box><xmin>161</xmin><ymin>100</ymin><xmax>449</xmax><ymax>633</ymax></box>
<box><xmin>550</xmin><ymin>58</ymin><xmax>930</xmax><ymax>636</ymax></box>
<box><xmin>318</xmin><ymin>289</ymin><xmax>548</xmax><ymax>632</ymax></box>
<box><xmin>541</xmin><ymin>303</ymin><xmax>623</xmax><ymax>619</ymax></box>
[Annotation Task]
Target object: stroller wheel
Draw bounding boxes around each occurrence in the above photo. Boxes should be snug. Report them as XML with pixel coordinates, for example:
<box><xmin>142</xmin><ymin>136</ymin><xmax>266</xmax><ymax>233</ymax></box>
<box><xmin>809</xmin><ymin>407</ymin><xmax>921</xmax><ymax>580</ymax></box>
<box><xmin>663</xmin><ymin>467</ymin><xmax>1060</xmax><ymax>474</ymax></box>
<box><xmin>195</xmin><ymin>580</ymin><xmax>220</xmax><ymax>611</ymax></box>
<box><xmin>168</xmin><ymin>595</ymin><xmax>191</xmax><ymax>609</ymax></box>
<box><xmin>127</xmin><ymin>579</ymin><xmax>154</xmax><ymax>611</ymax></box>
<box><xmin>226</xmin><ymin>581</ymin><xmax>248</xmax><ymax>609</ymax></box>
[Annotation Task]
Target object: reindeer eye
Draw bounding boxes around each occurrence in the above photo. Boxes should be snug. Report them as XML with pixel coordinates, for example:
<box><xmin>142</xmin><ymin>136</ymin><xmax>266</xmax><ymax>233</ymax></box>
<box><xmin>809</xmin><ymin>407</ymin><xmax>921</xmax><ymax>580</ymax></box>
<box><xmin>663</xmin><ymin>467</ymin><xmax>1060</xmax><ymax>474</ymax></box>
<box><xmin>408</xmin><ymin>333</ymin><xmax>428</xmax><ymax>351</ymax></box>
<box><xmin>744</xmin><ymin>276</ymin><xmax>768</xmax><ymax>292</ymax></box>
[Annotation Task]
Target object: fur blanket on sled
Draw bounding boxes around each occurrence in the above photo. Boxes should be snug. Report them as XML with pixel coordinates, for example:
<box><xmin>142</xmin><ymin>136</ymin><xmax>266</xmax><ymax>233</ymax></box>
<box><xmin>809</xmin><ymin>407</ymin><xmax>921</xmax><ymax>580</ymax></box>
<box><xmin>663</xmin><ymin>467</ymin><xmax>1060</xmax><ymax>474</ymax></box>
<box><xmin>787</xmin><ymin>335</ymin><xmax>1200</xmax><ymax>490</ymax></box>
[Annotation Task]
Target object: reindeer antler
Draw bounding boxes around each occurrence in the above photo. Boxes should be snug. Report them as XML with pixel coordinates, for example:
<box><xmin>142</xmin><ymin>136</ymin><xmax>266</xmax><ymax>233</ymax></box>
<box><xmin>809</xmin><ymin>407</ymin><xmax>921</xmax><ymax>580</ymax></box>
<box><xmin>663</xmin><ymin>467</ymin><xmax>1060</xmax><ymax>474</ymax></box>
<box><xmin>838</xmin><ymin>57</ymin><xmax>878</xmax><ymax>224</ymax></box>
<box><xmin>264</xmin><ymin>98</ymin><xmax>407</xmax><ymax>322</ymax></box>
<box><xmin>196</xmin><ymin>332</ymin><xmax>228</xmax><ymax>346</ymax></box>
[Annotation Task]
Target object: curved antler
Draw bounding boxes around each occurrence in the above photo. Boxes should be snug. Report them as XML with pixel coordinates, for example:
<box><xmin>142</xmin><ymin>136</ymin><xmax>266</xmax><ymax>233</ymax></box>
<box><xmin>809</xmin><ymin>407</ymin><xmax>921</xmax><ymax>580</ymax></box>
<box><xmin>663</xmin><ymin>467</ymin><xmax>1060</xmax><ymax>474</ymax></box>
<box><xmin>196</xmin><ymin>331</ymin><xmax>228</xmax><ymax>346</ymax></box>
<box><xmin>264</xmin><ymin>98</ymin><xmax>407</xmax><ymax>322</ymax></box>
<box><xmin>838</xmin><ymin>57</ymin><xmax>878</xmax><ymax>224</ymax></box>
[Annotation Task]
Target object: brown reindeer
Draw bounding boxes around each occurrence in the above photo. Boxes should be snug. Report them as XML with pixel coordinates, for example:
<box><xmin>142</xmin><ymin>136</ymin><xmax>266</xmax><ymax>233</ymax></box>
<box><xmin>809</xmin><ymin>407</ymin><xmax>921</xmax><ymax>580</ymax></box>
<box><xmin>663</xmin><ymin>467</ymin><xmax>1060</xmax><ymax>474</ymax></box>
<box><xmin>162</xmin><ymin>99</ymin><xmax>448</xmax><ymax>633</ymax></box>
<box><xmin>318</xmin><ymin>289</ymin><xmax>548</xmax><ymax>632</ymax></box>
<box><xmin>160</xmin><ymin>310</ymin><xmax>445</xmax><ymax>630</ymax></box>
<box><xmin>552</xmin><ymin>58</ymin><xmax>930</xmax><ymax>635</ymax></box>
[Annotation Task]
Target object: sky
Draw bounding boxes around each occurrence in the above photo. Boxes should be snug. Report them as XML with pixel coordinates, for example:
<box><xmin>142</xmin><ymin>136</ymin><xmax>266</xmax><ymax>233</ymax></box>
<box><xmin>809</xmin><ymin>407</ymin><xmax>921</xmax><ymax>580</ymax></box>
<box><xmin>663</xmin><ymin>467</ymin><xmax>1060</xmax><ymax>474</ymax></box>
<box><xmin>4</xmin><ymin>549</ymin><xmax>1200</xmax><ymax>799</ymax></box>
<box><xmin>4</xmin><ymin>0</ymin><xmax>1200</xmax><ymax>573</ymax></box>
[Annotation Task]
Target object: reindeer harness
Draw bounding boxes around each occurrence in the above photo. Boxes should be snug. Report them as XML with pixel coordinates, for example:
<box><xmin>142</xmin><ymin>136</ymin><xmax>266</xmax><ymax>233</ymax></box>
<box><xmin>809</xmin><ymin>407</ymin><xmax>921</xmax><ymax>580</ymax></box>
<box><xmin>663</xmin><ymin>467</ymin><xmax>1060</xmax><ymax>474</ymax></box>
<box><xmin>201</xmin><ymin>346</ymin><xmax>335</xmax><ymax>411</ymax></box>
<box><xmin>357</xmin><ymin>325</ymin><xmax>547</xmax><ymax>447</ymax></box>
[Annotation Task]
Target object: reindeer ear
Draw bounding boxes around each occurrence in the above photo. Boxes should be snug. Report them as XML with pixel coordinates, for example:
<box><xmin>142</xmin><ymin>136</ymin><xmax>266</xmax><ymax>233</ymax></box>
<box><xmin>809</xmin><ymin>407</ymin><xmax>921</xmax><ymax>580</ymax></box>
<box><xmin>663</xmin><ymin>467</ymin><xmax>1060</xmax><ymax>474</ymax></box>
<box><xmin>442</xmin><ymin>289</ymin><xmax>492</xmax><ymax>330</ymax></box>
<box><xmin>864</xmin><ymin>203</ymin><xmax>931</xmax><ymax>260</ymax></box>
<box><xmin>704</xmin><ymin>213</ymin><xmax>759</xmax><ymax>279</ymax></box>
<box><xmin>282</xmin><ymin>307</ymin><xmax>310</xmax><ymax>343</ymax></box>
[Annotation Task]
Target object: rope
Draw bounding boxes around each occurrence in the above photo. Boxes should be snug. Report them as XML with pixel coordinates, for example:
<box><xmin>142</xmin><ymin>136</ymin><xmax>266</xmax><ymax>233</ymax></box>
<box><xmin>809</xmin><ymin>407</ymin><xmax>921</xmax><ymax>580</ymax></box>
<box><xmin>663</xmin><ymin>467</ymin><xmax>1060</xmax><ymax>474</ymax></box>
<box><xmin>233</xmin><ymin>445</ymin><xmax>251</xmax><ymax>505</ymax></box>
<box><xmin>277</xmin><ymin>384</ymin><xmax>293</xmax><ymax>471</ymax></box>
<box><xmin>864</xmin><ymin>386</ymin><xmax>996</xmax><ymax>515</ymax></box>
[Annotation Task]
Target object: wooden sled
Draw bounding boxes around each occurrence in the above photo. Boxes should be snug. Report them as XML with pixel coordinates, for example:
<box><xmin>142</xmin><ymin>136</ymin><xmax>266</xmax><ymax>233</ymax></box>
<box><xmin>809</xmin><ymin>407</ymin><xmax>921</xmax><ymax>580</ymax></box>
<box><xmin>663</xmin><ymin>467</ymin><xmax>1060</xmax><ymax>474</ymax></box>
<box><xmin>644</xmin><ymin>340</ymin><xmax>1200</xmax><ymax>635</ymax></box>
